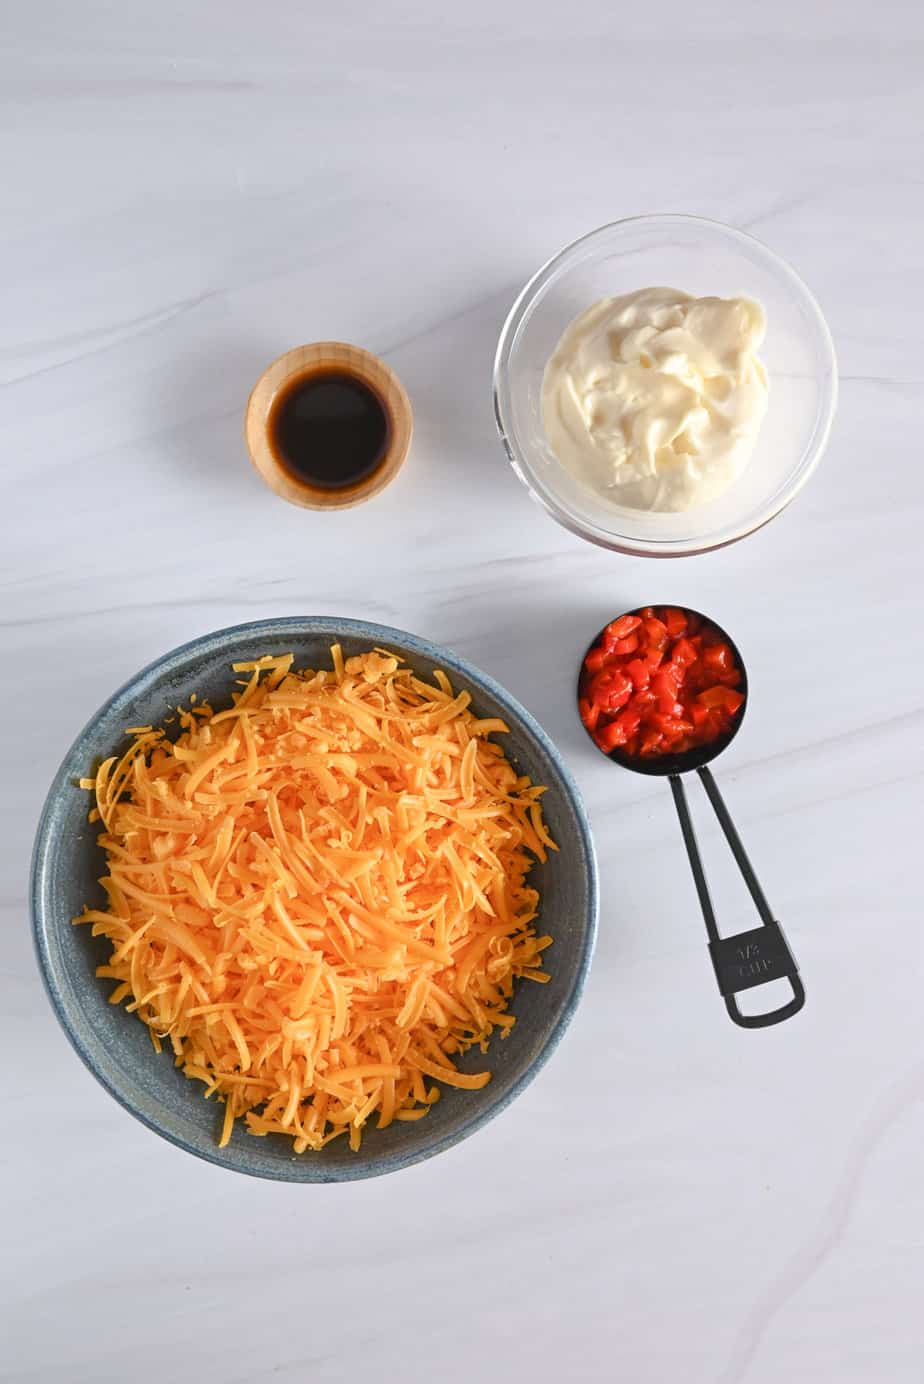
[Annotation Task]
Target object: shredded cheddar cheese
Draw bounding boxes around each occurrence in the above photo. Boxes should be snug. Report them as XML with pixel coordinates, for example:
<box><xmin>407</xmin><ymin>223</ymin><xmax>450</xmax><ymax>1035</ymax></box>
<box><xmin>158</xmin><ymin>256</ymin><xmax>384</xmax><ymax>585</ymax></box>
<box><xmin>75</xmin><ymin>647</ymin><xmax>556</xmax><ymax>1152</ymax></box>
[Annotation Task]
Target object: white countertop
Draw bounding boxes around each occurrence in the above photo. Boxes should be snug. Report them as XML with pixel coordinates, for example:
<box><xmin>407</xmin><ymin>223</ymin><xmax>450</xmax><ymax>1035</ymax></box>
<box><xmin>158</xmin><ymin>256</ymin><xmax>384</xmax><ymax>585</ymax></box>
<box><xmin>4</xmin><ymin>4</ymin><xmax>923</xmax><ymax>1381</ymax></box>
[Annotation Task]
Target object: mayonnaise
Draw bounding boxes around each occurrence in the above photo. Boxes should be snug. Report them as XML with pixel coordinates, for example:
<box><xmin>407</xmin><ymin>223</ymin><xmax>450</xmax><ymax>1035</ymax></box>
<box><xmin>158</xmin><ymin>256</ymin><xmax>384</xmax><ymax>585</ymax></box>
<box><xmin>540</xmin><ymin>287</ymin><xmax>769</xmax><ymax>513</ymax></box>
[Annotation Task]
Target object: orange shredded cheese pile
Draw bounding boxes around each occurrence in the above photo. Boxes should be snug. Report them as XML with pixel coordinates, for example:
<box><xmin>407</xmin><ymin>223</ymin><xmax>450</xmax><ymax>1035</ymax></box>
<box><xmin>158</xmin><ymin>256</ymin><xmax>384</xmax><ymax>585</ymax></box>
<box><xmin>75</xmin><ymin>647</ymin><xmax>556</xmax><ymax>1152</ymax></box>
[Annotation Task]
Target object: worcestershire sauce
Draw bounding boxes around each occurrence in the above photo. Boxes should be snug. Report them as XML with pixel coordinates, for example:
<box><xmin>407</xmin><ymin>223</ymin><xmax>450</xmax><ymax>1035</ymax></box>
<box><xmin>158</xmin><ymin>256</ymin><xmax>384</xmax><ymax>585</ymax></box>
<box><xmin>268</xmin><ymin>370</ymin><xmax>390</xmax><ymax>491</ymax></box>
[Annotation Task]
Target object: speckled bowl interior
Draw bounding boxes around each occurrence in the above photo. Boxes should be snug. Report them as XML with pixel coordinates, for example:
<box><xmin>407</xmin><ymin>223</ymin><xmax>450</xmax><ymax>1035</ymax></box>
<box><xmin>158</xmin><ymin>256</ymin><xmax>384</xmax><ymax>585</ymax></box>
<box><xmin>31</xmin><ymin>617</ymin><xmax>598</xmax><ymax>1182</ymax></box>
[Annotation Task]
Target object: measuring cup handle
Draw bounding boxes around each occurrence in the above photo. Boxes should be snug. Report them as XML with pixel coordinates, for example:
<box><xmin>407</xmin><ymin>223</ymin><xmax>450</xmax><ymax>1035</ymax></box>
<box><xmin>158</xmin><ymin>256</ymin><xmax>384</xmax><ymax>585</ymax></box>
<box><xmin>721</xmin><ymin>967</ymin><xmax>805</xmax><ymax>1028</ymax></box>
<box><xmin>668</xmin><ymin>771</ymin><xmax>805</xmax><ymax>1029</ymax></box>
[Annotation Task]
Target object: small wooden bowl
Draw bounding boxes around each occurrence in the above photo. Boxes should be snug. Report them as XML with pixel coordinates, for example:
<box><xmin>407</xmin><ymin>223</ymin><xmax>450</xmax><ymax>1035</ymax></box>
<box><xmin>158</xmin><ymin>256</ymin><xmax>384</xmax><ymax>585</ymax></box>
<box><xmin>244</xmin><ymin>342</ymin><xmax>413</xmax><ymax>510</ymax></box>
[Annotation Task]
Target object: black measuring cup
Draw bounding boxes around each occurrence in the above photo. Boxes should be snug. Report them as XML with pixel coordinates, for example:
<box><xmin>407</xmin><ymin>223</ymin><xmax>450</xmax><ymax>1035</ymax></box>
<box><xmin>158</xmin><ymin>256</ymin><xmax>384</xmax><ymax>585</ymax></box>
<box><xmin>579</xmin><ymin>606</ymin><xmax>805</xmax><ymax>1029</ymax></box>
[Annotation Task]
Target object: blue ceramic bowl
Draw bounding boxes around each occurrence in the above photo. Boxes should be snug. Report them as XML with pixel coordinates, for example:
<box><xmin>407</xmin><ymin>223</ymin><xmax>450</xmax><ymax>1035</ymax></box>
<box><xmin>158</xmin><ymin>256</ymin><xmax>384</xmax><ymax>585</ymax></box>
<box><xmin>31</xmin><ymin>618</ymin><xmax>598</xmax><ymax>1181</ymax></box>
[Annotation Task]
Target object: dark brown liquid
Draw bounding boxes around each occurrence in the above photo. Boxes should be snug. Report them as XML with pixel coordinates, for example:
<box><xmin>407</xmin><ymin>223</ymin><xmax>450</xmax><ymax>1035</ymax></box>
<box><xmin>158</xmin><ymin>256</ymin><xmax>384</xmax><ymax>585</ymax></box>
<box><xmin>268</xmin><ymin>369</ymin><xmax>390</xmax><ymax>491</ymax></box>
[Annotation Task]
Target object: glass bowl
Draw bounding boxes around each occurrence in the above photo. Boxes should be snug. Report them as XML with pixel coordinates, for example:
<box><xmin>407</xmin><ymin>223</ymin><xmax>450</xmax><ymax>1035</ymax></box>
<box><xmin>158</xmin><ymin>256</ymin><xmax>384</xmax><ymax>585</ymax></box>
<box><xmin>493</xmin><ymin>214</ymin><xmax>837</xmax><ymax>558</ymax></box>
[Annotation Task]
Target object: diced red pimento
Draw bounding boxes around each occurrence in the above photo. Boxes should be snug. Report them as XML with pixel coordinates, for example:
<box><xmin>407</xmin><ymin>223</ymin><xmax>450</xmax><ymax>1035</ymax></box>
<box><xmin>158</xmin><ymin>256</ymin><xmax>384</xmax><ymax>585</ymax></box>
<box><xmin>583</xmin><ymin>646</ymin><xmax>608</xmax><ymax>675</ymax></box>
<box><xmin>579</xmin><ymin>607</ymin><xmax>745</xmax><ymax>758</ymax></box>
<box><xmin>671</xmin><ymin>637</ymin><xmax>699</xmax><ymax>670</ymax></box>
<box><xmin>663</xmin><ymin>607</ymin><xmax>688</xmax><ymax>638</ymax></box>
<box><xmin>690</xmin><ymin>702</ymin><xmax>711</xmax><ymax>730</ymax></box>
<box><xmin>603</xmin><ymin>615</ymin><xmax>642</xmax><ymax>644</ymax></box>
<box><xmin>624</xmin><ymin>658</ymin><xmax>651</xmax><ymax>691</ymax></box>
<box><xmin>698</xmin><ymin>686</ymin><xmax>745</xmax><ymax>715</ymax></box>
<box><xmin>593</xmin><ymin>720</ymin><xmax>628</xmax><ymax>753</ymax></box>
<box><xmin>578</xmin><ymin>697</ymin><xmax>600</xmax><ymax>732</ymax></box>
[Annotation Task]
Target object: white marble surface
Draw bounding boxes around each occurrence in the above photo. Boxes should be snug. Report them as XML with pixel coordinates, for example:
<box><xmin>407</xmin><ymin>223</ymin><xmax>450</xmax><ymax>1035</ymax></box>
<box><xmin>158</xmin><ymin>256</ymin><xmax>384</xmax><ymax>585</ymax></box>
<box><xmin>3</xmin><ymin>4</ymin><xmax>924</xmax><ymax>1380</ymax></box>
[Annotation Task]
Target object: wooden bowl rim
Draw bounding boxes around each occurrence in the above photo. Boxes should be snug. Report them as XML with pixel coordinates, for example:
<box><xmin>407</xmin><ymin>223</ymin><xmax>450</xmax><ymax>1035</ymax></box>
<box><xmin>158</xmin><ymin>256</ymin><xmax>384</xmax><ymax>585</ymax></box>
<box><xmin>244</xmin><ymin>342</ymin><xmax>413</xmax><ymax>511</ymax></box>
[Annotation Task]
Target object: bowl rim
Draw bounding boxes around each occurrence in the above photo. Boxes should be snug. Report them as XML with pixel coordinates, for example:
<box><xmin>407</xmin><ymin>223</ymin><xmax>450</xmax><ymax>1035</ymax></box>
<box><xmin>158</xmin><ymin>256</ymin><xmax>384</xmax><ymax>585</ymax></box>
<box><xmin>30</xmin><ymin>616</ymin><xmax>599</xmax><ymax>1183</ymax></box>
<box><xmin>493</xmin><ymin>212</ymin><xmax>839</xmax><ymax>558</ymax></box>
<box><xmin>244</xmin><ymin>342</ymin><xmax>413</xmax><ymax>511</ymax></box>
